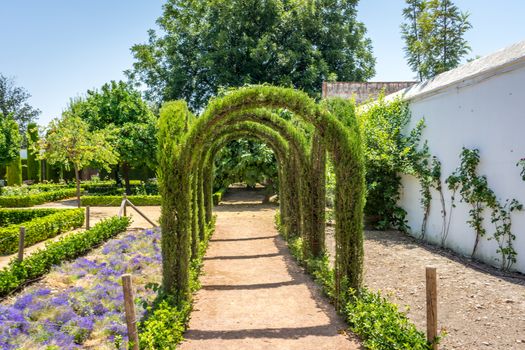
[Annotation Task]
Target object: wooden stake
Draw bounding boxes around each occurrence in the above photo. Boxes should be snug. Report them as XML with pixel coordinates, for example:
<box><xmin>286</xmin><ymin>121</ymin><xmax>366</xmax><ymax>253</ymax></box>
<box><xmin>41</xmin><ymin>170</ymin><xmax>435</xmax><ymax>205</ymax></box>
<box><xmin>17</xmin><ymin>227</ymin><xmax>26</xmax><ymax>263</ymax></box>
<box><xmin>426</xmin><ymin>266</ymin><xmax>438</xmax><ymax>349</ymax></box>
<box><xmin>86</xmin><ymin>206</ymin><xmax>90</xmax><ymax>230</ymax></box>
<box><xmin>122</xmin><ymin>274</ymin><xmax>139</xmax><ymax>350</ymax></box>
<box><xmin>123</xmin><ymin>194</ymin><xmax>127</xmax><ymax>217</ymax></box>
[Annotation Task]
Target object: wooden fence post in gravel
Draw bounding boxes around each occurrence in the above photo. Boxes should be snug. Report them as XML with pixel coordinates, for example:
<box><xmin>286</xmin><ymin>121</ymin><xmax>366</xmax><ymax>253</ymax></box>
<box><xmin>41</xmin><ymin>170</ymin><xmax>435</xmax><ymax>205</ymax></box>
<box><xmin>86</xmin><ymin>206</ymin><xmax>90</xmax><ymax>230</ymax></box>
<box><xmin>17</xmin><ymin>227</ymin><xmax>26</xmax><ymax>262</ymax></box>
<box><xmin>121</xmin><ymin>274</ymin><xmax>139</xmax><ymax>350</ymax></box>
<box><xmin>426</xmin><ymin>266</ymin><xmax>438</xmax><ymax>350</ymax></box>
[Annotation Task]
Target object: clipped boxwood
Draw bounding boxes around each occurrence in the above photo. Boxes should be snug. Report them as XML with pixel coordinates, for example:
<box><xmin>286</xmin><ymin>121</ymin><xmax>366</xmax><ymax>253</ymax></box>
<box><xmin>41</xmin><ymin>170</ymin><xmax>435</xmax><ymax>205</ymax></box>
<box><xmin>81</xmin><ymin>195</ymin><xmax>161</xmax><ymax>206</ymax></box>
<box><xmin>212</xmin><ymin>188</ymin><xmax>227</xmax><ymax>205</ymax></box>
<box><xmin>0</xmin><ymin>208</ymin><xmax>85</xmax><ymax>255</ymax></box>
<box><xmin>0</xmin><ymin>216</ymin><xmax>130</xmax><ymax>297</ymax></box>
<box><xmin>0</xmin><ymin>208</ymin><xmax>61</xmax><ymax>227</ymax></box>
<box><xmin>0</xmin><ymin>188</ymin><xmax>77</xmax><ymax>207</ymax></box>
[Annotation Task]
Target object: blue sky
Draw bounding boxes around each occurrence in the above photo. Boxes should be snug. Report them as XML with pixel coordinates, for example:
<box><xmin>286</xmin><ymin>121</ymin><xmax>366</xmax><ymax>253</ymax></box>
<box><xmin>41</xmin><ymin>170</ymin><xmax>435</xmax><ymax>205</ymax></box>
<box><xmin>1</xmin><ymin>0</ymin><xmax>524</xmax><ymax>126</ymax></box>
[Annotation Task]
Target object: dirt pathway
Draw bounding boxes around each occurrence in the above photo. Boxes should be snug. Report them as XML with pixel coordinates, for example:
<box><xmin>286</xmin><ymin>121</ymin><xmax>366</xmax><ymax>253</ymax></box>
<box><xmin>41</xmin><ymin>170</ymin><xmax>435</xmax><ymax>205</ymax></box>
<box><xmin>179</xmin><ymin>189</ymin><xmax>361</xmax><ymax>350</ymax></box>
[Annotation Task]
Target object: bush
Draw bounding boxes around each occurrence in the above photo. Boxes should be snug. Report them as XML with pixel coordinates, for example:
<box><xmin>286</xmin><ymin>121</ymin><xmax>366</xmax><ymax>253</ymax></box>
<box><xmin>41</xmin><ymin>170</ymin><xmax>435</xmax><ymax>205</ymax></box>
<box><xmin>81</xmin><ymin>195</ymin><xmax>161</xmax><ymax>206</ymax></box>
<box><xmin>356</xmin><ymin>97</ymin><xmax>426</xmax><ymax>230</ymax></box>
<box><xmin>0</xmin><ymin>208</ymin><xmax>62</xmax><ymax>227</ymax></box>
<box><xmin>0</xmin><ymin>208</ymin><xmax>85</xmax><ymax>254</ymax></box>
<box><xmin>345</xmin><ymin>289</ymin><xmax>431</xmax><ymax>349</ymax></box>
<box><xmin>0</xmin><ymin>216</ymin><xmax>130</xmax><ymax>297</ymax></box>
<box><xmin>0</xmin><ymin>188</ymin><xmax>77</xmax><ymax>207</ymax></box>
<box><xmin>212</xmin><ymin>188</ymin><xmax>227</xmax><ymax>205</ymax></box>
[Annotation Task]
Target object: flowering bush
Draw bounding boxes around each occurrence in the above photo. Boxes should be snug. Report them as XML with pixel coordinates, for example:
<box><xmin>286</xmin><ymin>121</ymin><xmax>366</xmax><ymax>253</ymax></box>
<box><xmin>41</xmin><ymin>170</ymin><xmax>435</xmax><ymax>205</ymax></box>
<box><xmin>0</xmin><ymin>228</ymin><xmax>161</xmax><ymax>349</ymax></box>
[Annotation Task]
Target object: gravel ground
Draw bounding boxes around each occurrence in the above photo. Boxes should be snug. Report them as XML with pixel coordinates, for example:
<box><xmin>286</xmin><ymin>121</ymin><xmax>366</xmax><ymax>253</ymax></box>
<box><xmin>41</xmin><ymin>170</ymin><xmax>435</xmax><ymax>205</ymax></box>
<box><xmin>327</xmin><ymin>227</ymin><xmax>525</xmax><ymax>349</ymax></box>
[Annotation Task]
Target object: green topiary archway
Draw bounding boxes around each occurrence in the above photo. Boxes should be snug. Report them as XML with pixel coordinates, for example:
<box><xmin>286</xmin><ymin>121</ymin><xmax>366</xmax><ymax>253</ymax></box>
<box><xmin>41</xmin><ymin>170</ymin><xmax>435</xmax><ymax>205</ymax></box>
<box><xmin>158</xmin><ymin>85</ymin><xmax>364</xmax><ymax>309</ymax></box>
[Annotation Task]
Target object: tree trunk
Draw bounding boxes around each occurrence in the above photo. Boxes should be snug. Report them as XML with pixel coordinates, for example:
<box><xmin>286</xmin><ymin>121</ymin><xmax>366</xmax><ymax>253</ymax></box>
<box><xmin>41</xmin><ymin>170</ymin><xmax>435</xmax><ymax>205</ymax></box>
<box><xmin>74</xmin><ymin>165</ymin><xmax>81</xmax><ymax>208</ymax></box>
<box><xmin>122</xmin><ymin>162</ymin><xmax>131</xmax><ymax>195</ymax></box>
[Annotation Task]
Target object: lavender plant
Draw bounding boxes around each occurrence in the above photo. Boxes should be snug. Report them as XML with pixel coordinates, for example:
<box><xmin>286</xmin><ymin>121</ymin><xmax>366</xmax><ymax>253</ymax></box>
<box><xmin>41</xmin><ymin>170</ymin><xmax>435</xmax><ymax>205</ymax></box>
<box><xmin>0</xmin><ymin>229</ymin><xmax>161</xmax><ymax>349</ymax></box>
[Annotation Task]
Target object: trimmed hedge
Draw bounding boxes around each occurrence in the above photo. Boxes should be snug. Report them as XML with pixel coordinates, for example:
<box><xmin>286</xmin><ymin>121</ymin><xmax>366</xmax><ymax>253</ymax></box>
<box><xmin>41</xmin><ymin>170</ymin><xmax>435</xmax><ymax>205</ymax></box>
<box><xmin>0</xmin><ymin>208</ymin><xmax>62</xmax><ymax>227</ymax></box>
<box><xmin>0</xmin><ymin>208</ymin><xmax>85</xmax><ymax>255</ymax></box>
<box><xmin>0</xmin><ymin>216</ymin><xmax>130</xmax><ymax>297</ymax></box>
<box><xmin>0</xmin><ymin>189</ymin><xmax>77</xmax><ymax>207</ymax></box>
<box><xmin>212</xmin><ymin>188</ymin><xmax>227</xmax><ymax>205</ymax></box>
<box><xmin>81</xmin><ymin>195</ymin><xmax>161</xmax><ymax>206</ymax></box>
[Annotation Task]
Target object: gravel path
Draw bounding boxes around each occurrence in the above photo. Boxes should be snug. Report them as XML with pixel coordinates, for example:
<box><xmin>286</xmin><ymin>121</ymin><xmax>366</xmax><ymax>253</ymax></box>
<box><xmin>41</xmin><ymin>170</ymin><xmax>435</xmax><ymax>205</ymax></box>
<box><xmin>179</xmin><ymin>190</ymin><xmax>361</xmax><ymax>350</ymax></box>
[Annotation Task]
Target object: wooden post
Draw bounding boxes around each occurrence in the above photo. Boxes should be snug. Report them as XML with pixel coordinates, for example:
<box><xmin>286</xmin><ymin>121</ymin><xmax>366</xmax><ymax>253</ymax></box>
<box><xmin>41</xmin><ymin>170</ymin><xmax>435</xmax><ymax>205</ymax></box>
<box><xmin>426</xmin><ymin>266</ymin><xmax>438</xmax><ymax>349</ymax></box>
<box><xmin>17</xmin><ymin>227</ymin><xmax>26</xmax><ymax>263</ymax></box>
<box><xmin>123</xmin><ymin>194</ymin><xmax>127</xmax><ymax>217</ymax></box>
<box><xmin>86</xmin><ymin>206</ymin><xmax>90</xmax><ymax>230</ymax></box>
<box><xmin>122</xmin><ymin>274</ymin><xmax>139</xmax><ymax>350</ymax></box>
<box><xmin>125</xmin><ymin>199</ymin><xmax>158</xmax><ymax>227</ymax></box>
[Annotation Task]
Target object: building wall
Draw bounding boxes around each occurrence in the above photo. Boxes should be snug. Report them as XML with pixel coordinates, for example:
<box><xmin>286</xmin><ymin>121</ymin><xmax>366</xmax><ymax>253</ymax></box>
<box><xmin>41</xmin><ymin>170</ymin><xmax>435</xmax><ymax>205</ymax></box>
<box><xmin>397</xmin><ymin>59</ymin><xmax>525</xmax><ymax>272</ymax></box>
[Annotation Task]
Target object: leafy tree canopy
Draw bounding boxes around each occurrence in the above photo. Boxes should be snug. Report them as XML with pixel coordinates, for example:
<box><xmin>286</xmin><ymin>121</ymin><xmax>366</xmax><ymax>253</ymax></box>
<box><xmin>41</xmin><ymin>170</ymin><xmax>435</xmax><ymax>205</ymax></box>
<box><xmin>0</xmin><ymin>114</ymin><xmax>22</xmax><ymax>166</ymax></box>
<box><xmin>401</xmin><ymin>0</ymin><xmax>471</xmax><ymax>80</ymax></box>
<box><xmin>0</xmin><ymin>74</ymin><xmax>41</xmax><ymax>135</ymax></box>
<box><xmin>214</xmin><ymin>138</ymin><xmax>277</xmax><ymax>190</ymax></box>
<box><xmin>127</xmin><ymin>0</ymin><xmax>376</xmax><ymax>110</ymax></box>
<box><xmin>40</xmin><ymin>114</ymin><xmax>118</xmax><ymax>206</ymax></box>
<box><xmin>72</xmin><ymin>80</ymin><xmax>158</xmax><ymax>171</ymax></box>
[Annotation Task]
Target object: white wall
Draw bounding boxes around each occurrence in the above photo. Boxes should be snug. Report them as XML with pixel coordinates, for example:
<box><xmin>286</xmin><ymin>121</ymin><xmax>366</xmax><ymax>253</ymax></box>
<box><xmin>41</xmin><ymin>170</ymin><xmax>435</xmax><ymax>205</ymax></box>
<box><xmin>395</xmin><ymin>51</ymin><xmax>525</xmax><ymax>272</ymax></box>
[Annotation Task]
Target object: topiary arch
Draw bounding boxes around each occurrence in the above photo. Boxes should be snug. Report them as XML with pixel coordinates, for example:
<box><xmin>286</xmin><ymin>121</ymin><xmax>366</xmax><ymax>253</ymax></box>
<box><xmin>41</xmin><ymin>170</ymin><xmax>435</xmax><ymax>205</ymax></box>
<box><xmin>158</xmin><ymin>85</ymin><xmax>365</xmax><ymax>309</ymax></box>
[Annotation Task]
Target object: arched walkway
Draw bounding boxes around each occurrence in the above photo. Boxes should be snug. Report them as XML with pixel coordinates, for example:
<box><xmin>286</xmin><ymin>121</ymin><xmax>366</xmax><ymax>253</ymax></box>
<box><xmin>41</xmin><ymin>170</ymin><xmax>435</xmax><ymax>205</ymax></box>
<box><xmin>178</xmin><ymin>189</ymin><xmax>361</xmax><ymax>349</ymax></box>
<box><xmin>158</xmin><ymin>85</ymin><xmax>365</xmax><ymax>310</ymax></box>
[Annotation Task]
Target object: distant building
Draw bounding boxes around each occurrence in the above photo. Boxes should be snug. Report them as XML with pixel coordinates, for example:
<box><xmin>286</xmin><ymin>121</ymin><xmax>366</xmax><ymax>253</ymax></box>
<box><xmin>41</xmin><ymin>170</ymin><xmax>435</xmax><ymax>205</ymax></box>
<box><xmin>322</xmin><ymin>81</ymin><xmax>417</xmax><ymax>104</ymax></box>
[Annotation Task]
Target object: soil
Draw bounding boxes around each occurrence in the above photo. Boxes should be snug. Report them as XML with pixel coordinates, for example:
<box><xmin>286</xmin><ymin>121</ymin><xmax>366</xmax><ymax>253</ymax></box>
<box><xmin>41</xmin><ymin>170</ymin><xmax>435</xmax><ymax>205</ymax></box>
<box><xmin>179</xmin><ymin>188</ymin><xmax>361</xmax><ymax>350</ymax></box>
<box><xmin>325</xmin><ymin>228</ymin><xmax>525</xmax><ymax>349</ymax></box>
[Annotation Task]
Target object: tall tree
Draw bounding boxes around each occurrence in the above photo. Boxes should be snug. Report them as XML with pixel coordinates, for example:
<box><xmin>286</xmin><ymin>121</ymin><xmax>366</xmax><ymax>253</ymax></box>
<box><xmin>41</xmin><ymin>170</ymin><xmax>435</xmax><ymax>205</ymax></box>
<box><xmin>401</xmin><ymin>0</ymin><xmax>471</xmax><ymax>80</ymax></box>
<box><xmin>0</xmin><ymin>74</ymin><xmax>41</xmax><ymax>135</ymax></box>
<box><xmin>41</xmin><ymin>115</ymin><xmax>118</xmax><ymax>207</ymax></box>
<box><xmin>73</xmin><ymin>81</ymin><xmax>157</xmax><ymax>193</ymax></box>
<box><xmin>0</xmin><ymin>114</ymin><xmax>22</xmax><ymax>167</ymax></box>
<box><xmin>127</xmin><ymin>0</ymin><xmax>375</xmax><ymax>110</ymax></box>
<box><xmin>27</xmin><ymin>122</ymin><xmax>41</xmax><ymax>182</ymax></box>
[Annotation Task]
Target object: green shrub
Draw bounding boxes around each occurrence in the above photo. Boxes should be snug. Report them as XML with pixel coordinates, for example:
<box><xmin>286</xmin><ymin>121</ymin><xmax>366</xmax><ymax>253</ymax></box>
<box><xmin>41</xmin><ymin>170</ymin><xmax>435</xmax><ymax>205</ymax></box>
<box><xmin>357</xmin><ymin>97</ymin><xmax>427</xmax><ymax>230</ymax></box>
<box><xmin>27</xmin><ymin>122</ymin><xmax>41</xmax><ymax>182</ymax></box>
<box><xmin>212</xmin><ymin>188</ymin><xmax>226</xmax><ymax>205</ymax></box>
<box><xmin>0</xmin><ymin>208</ymin><xmax>61</xmax><ymax>227</ymax></box>
<box><xmin>0</xmin><ymin>188</ymin><xmax>77</xmax><ymax>207</ymax></box>
<box><xmin>6</xmin><ymin>156</ymin><xmax>22</xmax><ymax>186</ymax></box>
<box><xmin>0</xmin><ymin>208</ymin><xmax>85</xmax><ymax>254</ymax></box>
<box><xmin>81</xmin><ymin>195</ymin><xmax>161</xmax><ymax>206</ymax></box>
<box><xmin>0</xmin><ymin>216</ymin><xmax>130</xmax><ymax>297</ymax></box>
<box><xmin>345</xmin><ymin>289</ymin><xmax>431</xmax><ymax>350</ymax></box>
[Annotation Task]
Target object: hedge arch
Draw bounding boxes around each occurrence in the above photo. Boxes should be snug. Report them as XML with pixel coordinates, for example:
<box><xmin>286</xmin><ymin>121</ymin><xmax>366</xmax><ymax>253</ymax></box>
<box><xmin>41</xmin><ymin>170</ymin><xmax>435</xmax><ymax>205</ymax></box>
<box><xmin>158</xmin><ymin>85</ymin><xmax>364</xmax><ymax>309</ymax></box>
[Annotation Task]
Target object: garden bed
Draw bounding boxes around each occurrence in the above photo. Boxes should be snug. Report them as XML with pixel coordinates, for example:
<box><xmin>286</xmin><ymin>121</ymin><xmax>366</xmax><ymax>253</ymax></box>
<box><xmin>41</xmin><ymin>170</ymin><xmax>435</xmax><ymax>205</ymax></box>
<box><xmin>0</xmin><ymin>224</ymin><xmax>153</xmax><ymax>349</ymax></box>
<box><xmin>0</xmin><ymin>189</ymin><xmax>77</xmax><ymax>207</ymax></box>
<box><xmin>0</xmin><ymin>208</ymin><xmax>85</xmax><ymax>255</ymax></box>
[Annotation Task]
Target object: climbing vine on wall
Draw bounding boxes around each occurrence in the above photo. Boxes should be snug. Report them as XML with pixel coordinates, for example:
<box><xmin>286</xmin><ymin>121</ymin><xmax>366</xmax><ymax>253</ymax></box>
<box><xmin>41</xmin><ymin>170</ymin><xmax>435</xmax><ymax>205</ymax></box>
<box><xmin>446</xmin><ymin>148</ymin><xmax>522</xmax><ymax>270</ymax></box>
<box><xmin>518</xmin><ymin>158</ymin><xmax>525</xmax><ymax>181</ymax></box>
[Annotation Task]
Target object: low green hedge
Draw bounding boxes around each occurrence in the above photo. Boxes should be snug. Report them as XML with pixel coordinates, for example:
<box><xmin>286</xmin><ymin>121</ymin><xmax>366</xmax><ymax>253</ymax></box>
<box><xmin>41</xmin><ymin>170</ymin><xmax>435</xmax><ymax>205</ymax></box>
<box><xmin>212</xmin><ymin>188</ymin><xmax>227</xmax><ymax>205</ymax></box>
<box><xmin>0</xmin><ymin>188</ymin><xmax>77</xmax><ymax>207</ymax></box>
<box><xmin>0</xmin><ymin>208</ymin><xmax>85</xmax><ymax>255</ymax></box>
<box><xmin>0</xmin><ymin>216</ymin><xmax>130</xmax><ymax>297</ymax></box>
<box><xmin>81</xmin><ymin>195</ymin><xmax>161</xmax><ymax>206</ymax></box>
<box><xmin>0</xmin><ymin>208</ymin><xmax>61</xmax><ymax>227</ymax></box>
